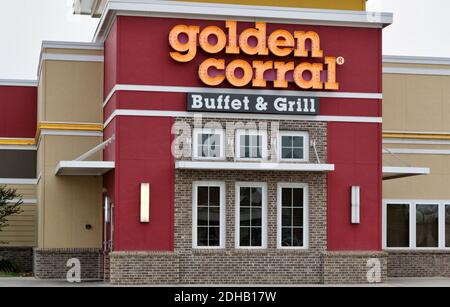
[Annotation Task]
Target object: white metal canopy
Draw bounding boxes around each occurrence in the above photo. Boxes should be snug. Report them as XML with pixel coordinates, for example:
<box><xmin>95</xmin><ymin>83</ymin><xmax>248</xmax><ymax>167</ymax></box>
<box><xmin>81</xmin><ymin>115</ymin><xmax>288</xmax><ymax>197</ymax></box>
<box><xmin>55</xmin><ymin>137</ymin><xmax>115</xmax><ymax>176</ymax></box>
<box><xmin>382</xmin><ymin>166</ymin><xmax>430</xmax><ymax>181</ymax></box>
<box><xmin>176</xmin><ymin>161</ymin><xmax>335</xmax><ymax>172</ymax></box>
<box><xmin>55</xmin><ymin>161</ymin><xmax>115</xmax><ymax>176</ymax></box>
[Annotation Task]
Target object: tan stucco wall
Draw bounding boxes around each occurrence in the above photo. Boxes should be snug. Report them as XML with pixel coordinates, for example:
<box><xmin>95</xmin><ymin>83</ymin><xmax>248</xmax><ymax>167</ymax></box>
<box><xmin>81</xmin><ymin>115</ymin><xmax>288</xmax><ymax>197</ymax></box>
<box><xmin>383</xmin><ymin>64</ymin><xmax>450</xmax><ymax>201</ymax></box>
<box><xmin>40</xmin><ymin>60</ymin><xmax>103</xmax><ymax>124</ymax></box>
<box><xmin>37</xmin><ymin>47</ymin><xmax>104</xmax><ymax>249</ymax></box>
<box><xmin>383</xmin><ymin>71</ymin><xmax>450</xmax><ymax>133</ymax></box>
<box><xmin>175</xmin><ymin>0</ymin><xmax>366</xmax><ymax>10</ymax></box>
<box><xmin>383</xmin><ymin>153</ymin><xmax>450</xmax><ymax>200</ymax></box>
<box><xmin>37</xmin><ymin>136</ymin><xmax>103</xmax><ymax>249</ymax></box>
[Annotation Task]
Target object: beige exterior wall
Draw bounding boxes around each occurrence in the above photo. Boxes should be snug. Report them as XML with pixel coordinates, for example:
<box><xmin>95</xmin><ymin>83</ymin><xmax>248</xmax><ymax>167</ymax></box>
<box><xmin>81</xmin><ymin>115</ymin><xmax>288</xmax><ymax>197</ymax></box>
<box><xmin>0</xmin><ymin>185</ymin><xmax>37</xmax><ymax>247</ymax></box>
<box><xmin>37</xmin><ymin>45</ymin><xmax>104</xmax><ymax>249</ymax></box>
<box><xmin>383</xmin><ymin>61</ymin><xmax>450</xmax><ymax>201</ymax></box>
<box><xmin>383</xmin><ymin>72</ymin><xmax>450</xmax><ymax>133</ymax></box>
<box><xmin>39</xmin><ymin>57</ymin><xmax>103</xmax><ymax>124</ymax></box>
<box><xmin>175</xmin><ymin>0</ymin><xmax>366</xmax><ymax>10</ymax></box>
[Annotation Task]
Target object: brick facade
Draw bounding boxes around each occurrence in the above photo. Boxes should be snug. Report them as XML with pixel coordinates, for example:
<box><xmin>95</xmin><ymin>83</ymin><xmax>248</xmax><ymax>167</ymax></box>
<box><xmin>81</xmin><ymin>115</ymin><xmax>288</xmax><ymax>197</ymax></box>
<box><xmin>33</xmin><ymin>248</ymin><xmax>102</xmax><ymax>280</ymax></box>
<box><xmin>109</xmin><ymin>118</ymin><xmax>386</xmax><ymax>285</ymax></box>
<box><xmin>323</xmin><ymin>251</ymin><xmax>388</xmax><ymax>284</ymax></box>
<box><xmin>174</xmin><ymin>118</ymin><xmax>327</xmax><ymax>163</ymax></box>
<box><xmin>388</xmin><ymin>251</ymin><xmax>450</xmax><ymax>278</ymax></box>
<box><xmin>0</xmin><ymin>247</ymin><xmax>33</xmax><ymax>272</ymax></box>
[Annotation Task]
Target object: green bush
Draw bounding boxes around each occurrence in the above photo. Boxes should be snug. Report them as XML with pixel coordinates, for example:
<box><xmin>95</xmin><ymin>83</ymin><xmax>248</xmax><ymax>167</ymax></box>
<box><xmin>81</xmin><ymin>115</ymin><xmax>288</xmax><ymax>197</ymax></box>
<box><xmin>0</xmin><ymin>258</ymin><xmax>20</xmax><ymax>273</ymax></box>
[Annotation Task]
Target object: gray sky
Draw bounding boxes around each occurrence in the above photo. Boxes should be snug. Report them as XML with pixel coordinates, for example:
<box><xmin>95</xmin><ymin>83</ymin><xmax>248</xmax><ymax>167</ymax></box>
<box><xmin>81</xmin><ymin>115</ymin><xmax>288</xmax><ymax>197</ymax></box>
<box><xmin>0</xmin><ymin>0</ymin><xmax>448</xmax><ymax>80</ymax></box>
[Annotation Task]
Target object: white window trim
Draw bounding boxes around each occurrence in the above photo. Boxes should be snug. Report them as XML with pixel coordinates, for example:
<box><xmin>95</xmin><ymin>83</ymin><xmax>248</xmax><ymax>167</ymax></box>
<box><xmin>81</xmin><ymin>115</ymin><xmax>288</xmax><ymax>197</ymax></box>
<box><xmin>277</xmin><ymin>131</ymin><xmax>310</xmax><ymax>162</ymax></box>
<box><xmin>235</xmin><ymin>182</ymin><xmax>268</xmax><ymax>249</ymax></box>
<box><xmin>277</xmin><ymin>183</ymin><xmax>309</xmax><ymax>250</ymax></box>
<box><xmin>235</xmin><ymin>129</ymin><xmax>268</xmax><ymax>162</ymax></box>
<box><xmin>192</xmin><ymin>181</ymin><xmax>226</xmax><ymax>249</ymax></box>
<box><xmin>192</xmin><ymin>128</ymin><xmax>225</xmax><ymax>160</ymax></box>
<box><xmin>383</xmin><ymin>199</ymin><xmax>450</xmax><ymax>251</ymax></box>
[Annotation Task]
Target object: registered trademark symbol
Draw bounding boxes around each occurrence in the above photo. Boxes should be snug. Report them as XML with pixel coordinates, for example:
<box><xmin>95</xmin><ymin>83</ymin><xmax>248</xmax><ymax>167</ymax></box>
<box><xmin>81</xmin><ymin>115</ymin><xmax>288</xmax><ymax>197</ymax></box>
<box><xmin>336</xmin><ymin>56</ymin><xmax>345</xmax><ymax>65</ymax></box>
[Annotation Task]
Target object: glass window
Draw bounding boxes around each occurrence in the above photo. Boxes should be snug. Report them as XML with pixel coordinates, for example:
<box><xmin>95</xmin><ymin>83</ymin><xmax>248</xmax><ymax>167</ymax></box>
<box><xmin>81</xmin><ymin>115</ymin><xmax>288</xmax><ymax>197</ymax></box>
<box><xmin>240</xmin><ymin>134</ymin><xmax>262</xmax><ymax>159</ymax></box>
<box><xmin>446</xmin><ymin>205</ymin><xmax>450</xmax><ymax>248</ymax></box>
<box><xmin>193</xmin><ymin>129</ymin><xmax>224</xmax><ymax>159</ymax></box>
<box><xmin>194</xmin><ymin>184</ymin><xmax>223</xmax><ymax>248</ymax></box>
<box><xmin>280</xmin><ymin>187</ymin><xmax>305</xmax><ymax>247</ymax></box>
<box><xmin>386</xmin><ymin>204</ymin><xmax>410</xmax><ymax>248</ymax></box>
<box><xmin>281</xmin><ymin>135</ymin><xmax>305</xmax><ymax>160</ymax></box>
<box><xmin>416</xmin><ymin>204</ymin><xmax>439</xmax><ymax>248</ymax></box>
<box><xmin>237</xmin><ymin>185</ymin><xmax>266</xmax><ymax>248</ymax></box>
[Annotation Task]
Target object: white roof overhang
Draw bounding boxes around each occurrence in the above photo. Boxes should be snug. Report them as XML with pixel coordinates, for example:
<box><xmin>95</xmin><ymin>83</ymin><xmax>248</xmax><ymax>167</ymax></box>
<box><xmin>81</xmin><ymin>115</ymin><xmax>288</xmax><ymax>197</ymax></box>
<box><xmin>176</xmin><ymin>161</ymin><xmax>335</xmax><ymax>172</ymax></box>
<box><xmin>55</xmin><ymin>161</ymin><xmax>115</xmax><ymax>176</ymax></box>
<box><xmin>93</xmin><ymin>0</ymin><xmax>393</xmax><ymax>42</ymax></box>
<box><xmin>382</xmin><ymin>166</ymin><xmax>430</xmax><ymax>181</ymax></box>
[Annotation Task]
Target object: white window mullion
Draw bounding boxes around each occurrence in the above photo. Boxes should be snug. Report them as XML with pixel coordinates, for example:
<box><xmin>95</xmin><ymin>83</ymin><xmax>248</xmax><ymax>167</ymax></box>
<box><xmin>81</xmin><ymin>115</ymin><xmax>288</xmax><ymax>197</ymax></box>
<box><xmin>439</xmin><ymin>204</ymin><xmax>446</xmax><ymax>249</ymax></box>
<box><xmin>411</xmin><ymin>202</ymin><xmax>416</xmax><ymax>249</ymax></box>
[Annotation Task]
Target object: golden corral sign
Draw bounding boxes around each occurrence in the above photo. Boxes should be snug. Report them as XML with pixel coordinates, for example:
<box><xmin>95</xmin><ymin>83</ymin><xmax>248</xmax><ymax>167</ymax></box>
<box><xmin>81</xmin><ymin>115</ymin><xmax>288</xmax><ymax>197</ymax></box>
<box><xmin>169</xmin><ymin>21</ymin><xmax>342</xmax><ymax>90</ymax></box>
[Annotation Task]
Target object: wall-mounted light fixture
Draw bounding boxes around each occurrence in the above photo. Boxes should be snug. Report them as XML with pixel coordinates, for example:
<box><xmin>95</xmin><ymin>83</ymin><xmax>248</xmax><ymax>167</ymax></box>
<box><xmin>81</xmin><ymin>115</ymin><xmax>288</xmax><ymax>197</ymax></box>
<box><xmin>351</xmin><ymin>186</ymin><xmax>360</xmax><ymax>224</ymax></box>
<box><xmin>104</xmin><ymin>196</ymin><xmax>111</xmax><ymax>224</ymax></box>
<box><xmin>140</xmin><ymin>183</ymin><xmax>150</xmax><ymax>223</ymax></box>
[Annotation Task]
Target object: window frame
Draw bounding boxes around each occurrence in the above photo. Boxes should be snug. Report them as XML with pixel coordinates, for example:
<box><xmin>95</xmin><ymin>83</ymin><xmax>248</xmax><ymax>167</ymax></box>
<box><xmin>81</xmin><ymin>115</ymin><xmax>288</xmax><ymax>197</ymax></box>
<box><xmin>235</xmin><ymin>182</ymin><xmax>268</xmax><ymax>249</ymax></box>
<box><xmin>277</xmin><ymin>183</ymin><xmax>309</xmax><ymax>250</ymax></box>
<box><xmin>192</xmin><ymin>128</ymin><xmax>226</xmax><ymax>160</ymax></box>
<box><xmin>277</xmin><ymin>131</ymin><xmax>310</xmax><ymax>163</ymax></box>
<box><xmin>192</xmin><ymin>181</ymin><xmax>226</xmax><ymax>249</ymax></box>
<box><xmin>235</xmin><ymin>129</ymin><xmax>268</xmax><ymax>161</ymax></box>
<box><xmin>383</xmin><ymin>199</ymin><xmax>450</xmax><ymax>251</ymax></box>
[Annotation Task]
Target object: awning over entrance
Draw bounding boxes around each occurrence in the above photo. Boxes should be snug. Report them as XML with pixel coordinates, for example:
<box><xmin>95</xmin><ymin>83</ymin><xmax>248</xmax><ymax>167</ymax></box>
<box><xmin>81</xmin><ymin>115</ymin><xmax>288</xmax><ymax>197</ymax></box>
<box><xmin>382</xmin><ymin>166</ymin><xmax>430</xmax><ymax>181</ymax></box>
<box><xmin>55</xmin><ymin>136</ymin><xmax>115</xmax><ymax>176</ymax></box>
<box><xmin>176</xmin><ymin>161</ymin><xmax>335</xmax><ymax>172</ymax></box>
<box><xmin>55</xmin><ymin>161</ymin><xmax>115</xmax><ymax>176</ymax></box>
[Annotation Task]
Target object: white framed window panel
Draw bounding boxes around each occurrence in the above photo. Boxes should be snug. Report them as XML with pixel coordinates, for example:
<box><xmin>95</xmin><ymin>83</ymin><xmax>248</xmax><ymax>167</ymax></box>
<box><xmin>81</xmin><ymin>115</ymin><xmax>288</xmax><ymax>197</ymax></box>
<box><xmin>277</xmin><ymin>183</ymin><xmax>309</xmax><ymax>249</ymax></box>
<box><xmin>235</xmin><ymin>129</ymin><xmax>268</xmax><ymax>161</ymax></box>
<box><xmin>235</xmin><ymin>182</ymin><xmax>268</xmax><ymax>249</ymax></box>
<box><xmin>277</xmin><ymin>131</ymin><xmax>310</xmax><ymax>162</ymax></box>
<box><xmin>192</xmin><ymin>128</ymin><xmax>225</xmax><ymax>160</ymax></box>
<box><xmin>383</xmin><ymin>199</ymin><xmax>450</xmax><ymax>251</ymax></box>
<box><xmin>192</xmin><ymin>181</ymin><xmax>226</xmax><ymax>249</ymax></box>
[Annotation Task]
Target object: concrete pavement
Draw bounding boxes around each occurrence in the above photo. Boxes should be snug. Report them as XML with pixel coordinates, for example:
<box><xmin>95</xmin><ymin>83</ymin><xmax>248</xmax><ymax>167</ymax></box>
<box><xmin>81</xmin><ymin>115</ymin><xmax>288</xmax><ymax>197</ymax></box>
<box><xmin>0</xmin><ymin>277</ymin><xmax>449</xmax><ymax>287</ymax></box>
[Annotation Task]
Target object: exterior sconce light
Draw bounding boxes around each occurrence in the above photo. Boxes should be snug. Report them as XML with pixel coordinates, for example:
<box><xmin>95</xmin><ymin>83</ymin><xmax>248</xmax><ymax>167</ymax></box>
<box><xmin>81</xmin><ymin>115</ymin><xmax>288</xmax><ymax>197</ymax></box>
<box><xmin>140</xmin><ymin>183</ymin><xmax>150</xmax><ymax>223</ymax></box>
<box><xmin>104</xmin><ymin>196</ymin><xmax>111</xmax><ymax>224</ymax></box>
<box><xmin>351</xmin><ymin>186</ymin><xmax>360</xmax><ymax>224</ymax></box>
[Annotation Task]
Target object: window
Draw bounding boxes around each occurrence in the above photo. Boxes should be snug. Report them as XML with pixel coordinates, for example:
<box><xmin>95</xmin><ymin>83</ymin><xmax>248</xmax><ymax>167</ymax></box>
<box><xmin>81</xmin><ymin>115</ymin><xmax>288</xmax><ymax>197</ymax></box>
<box><xmin>193</xmin><ymin>182</ymin><xmax>225</xmax><ymax>249</ymax></box>
<box><xmin>193</xmin><ymin>128</ymin><xmax>225</xmax><ymax>160</ymax></box>
<box><xmin>278</xmin><ymin>132</ymin><xmax>309</xmax><ymax>162</ymax></box>
<box><xmin>277</xmin><ymin>183</ymin><xmax>308</xmax><ymax>249</ymax></box>
<box><xmin>235</xmin><ymin>183</ymin><xmax>267</xmax><ymax>248</ymax></box>
<box><xmin>446</xmin><ymin>205</ymin><xmax>450</xmax><ymax>248</ymax></box>
<box><xmin>416</xmin><ymin>204</ymin><xmax>439</xmax><ymax>248</ymax></box>
<box><xmin>384</xmin><ymin>201</ymin><xmax>450</xmax><ymax>250</ymax></box>
<box><xmin>235</xmin><ymin>130</ymin><xmax>267</xmax><ymax>160</ymax></box>
<box><xmin>386</xmin><ymin>204</ymin><xmax>410</xmax><ymax>248</ymax></box>
<box><xmin>0</xmin><ymin>150</ymin><xmax>36</xmax><ymax>179</ymax></box>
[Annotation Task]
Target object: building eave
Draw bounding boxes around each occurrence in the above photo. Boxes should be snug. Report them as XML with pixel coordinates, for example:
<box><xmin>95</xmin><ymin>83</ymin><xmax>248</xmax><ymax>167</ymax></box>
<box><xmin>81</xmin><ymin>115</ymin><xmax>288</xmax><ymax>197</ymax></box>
<box><xmin>93</xmin><ymin>0</ymin><xmax>393</xmax><ymax>43</ymax></box>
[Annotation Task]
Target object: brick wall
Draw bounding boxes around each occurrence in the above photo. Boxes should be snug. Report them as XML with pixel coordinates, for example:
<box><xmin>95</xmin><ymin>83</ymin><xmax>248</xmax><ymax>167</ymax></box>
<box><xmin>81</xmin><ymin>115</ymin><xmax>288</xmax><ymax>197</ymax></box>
<box><xmin>111</xmin><ymin>119</ymin><xmax>329</xmax><ymax>284</ymax></box>
<box><xmin>323</xmin><ymin>251</ymin><xmax>388</xmax><ymax>284</ymax></box>
<box><xmin>34</xmin><ymin>248</ymin><xmax>102</xmax><ymax>280</ymax></box>
<box><xmin>174</xmin><ymin>118</ymin><xmax>327</xmax><ymax>163</ymax></box>
<box><xmin>110</xmin><ymin>118</ymin><xmax>386</xmax><ymax>285</ymax></box>
<box><xmin>0</xmin><ymin>247</ymin><xmax>33</xmax><ymax>272</ymax></box>
<box><xmin>388</xmin><ymin>251</ymin><xmax>450</xmax><ymax>278</ymax></box>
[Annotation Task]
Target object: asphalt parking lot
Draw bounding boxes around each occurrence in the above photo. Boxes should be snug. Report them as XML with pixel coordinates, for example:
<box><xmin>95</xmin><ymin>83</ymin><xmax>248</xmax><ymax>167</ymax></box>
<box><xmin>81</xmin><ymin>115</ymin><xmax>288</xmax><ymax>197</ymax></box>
<box><xmin>0</xmin><ymin>277</ymin><xmax>449</xmax><ymax>287</ymax></box>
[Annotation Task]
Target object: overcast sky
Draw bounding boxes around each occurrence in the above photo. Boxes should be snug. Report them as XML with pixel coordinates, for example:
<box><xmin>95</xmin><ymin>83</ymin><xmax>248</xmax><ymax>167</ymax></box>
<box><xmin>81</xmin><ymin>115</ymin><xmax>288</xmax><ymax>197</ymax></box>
<box><xmin>0</xmin><ymin>0</ymin><xmax>448</xmax><ymax>80</ymax></box>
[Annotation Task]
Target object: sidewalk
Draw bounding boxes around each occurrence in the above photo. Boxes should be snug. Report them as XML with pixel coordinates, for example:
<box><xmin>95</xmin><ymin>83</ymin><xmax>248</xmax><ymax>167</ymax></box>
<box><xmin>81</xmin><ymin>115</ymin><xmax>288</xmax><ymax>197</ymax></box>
<box><xmin>0</xmin><ymin>277</ymin><xmax>449</xmax><ymax>287</ymax></box>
